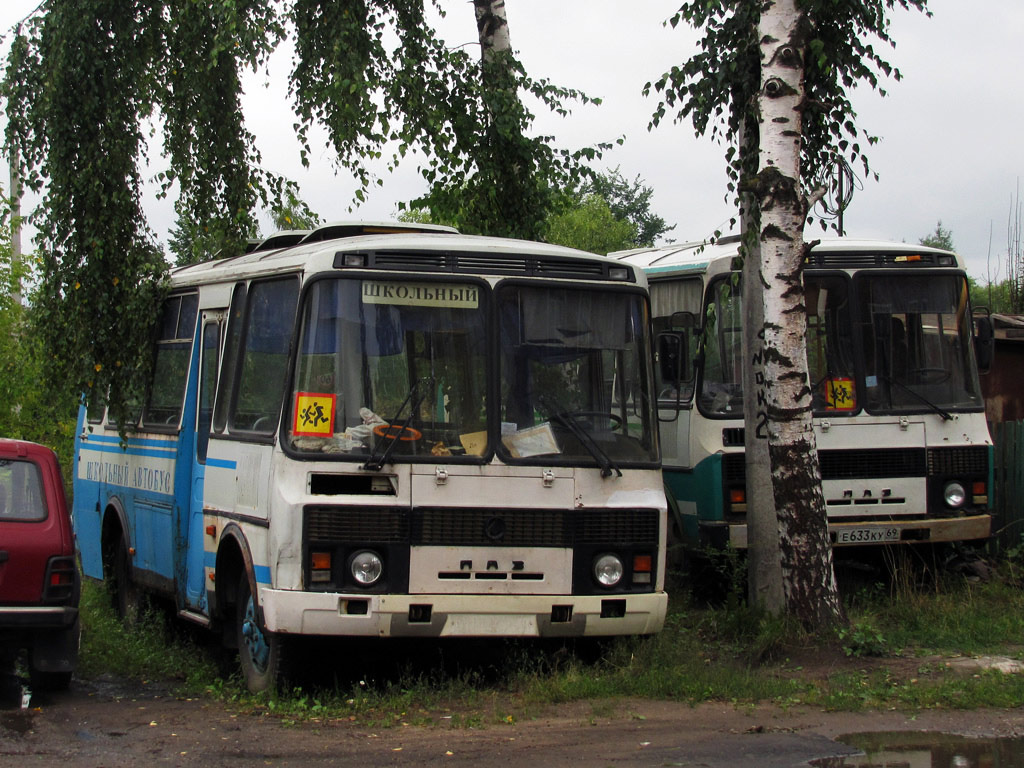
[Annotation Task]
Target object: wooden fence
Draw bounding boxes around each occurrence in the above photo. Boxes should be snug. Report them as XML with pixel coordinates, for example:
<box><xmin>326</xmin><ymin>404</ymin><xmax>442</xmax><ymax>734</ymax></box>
<box><xmin>991</xmin><ymin>420</ymin><xmax>1024</xmax><ymax>552</ymax></box>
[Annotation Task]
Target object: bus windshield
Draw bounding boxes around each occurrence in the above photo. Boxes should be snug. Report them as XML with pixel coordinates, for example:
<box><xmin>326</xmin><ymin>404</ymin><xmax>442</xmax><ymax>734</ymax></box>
<box><xmin>288</xmin><ymin>277</ymin><xmax>488</xmax><ymax>459</ymax></box>
<box><xmin>859</xmin><ymin>273</ymin><xmax>983</xmax><ymax>414</ymax></box>
<box><xmin>287</xmin><ymin>278</ymin><xmax>657</xmax><ymax>465</ymax></box>
<box><xmin>497</xmin><ymin>285</ymin><xmax>658</xmax><ymax>467</ymax></box>
<box><xmin>698</xmin><ymin>271</ymin><xmax>983</xmax><ymax>417</ymax></box>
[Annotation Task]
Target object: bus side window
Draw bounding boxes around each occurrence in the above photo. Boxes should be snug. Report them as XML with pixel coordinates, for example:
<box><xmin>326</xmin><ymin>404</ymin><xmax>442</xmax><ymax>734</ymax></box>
<box><xmin>214</xmin><ymin>284</ymin><xmax>247</xmax><ymax>434</ymax></box>
<box><xmin>197</xmin><ymin>320</ymin><xmax>221</xmax><ymax>462</ymax></box>
<box><xmin>229</xmin><ymin>277</ymin><xmax>300</xmax><ymax>435</ymax></box>
<box><xmin>142</xmin><ymin>292</ymin><xmax>199</xmax><ymax>428</ymax></box>
<box><xmin>85</xmin><ymin>392</ymin><xmax>107</xmax><ymax>424</ymax></box>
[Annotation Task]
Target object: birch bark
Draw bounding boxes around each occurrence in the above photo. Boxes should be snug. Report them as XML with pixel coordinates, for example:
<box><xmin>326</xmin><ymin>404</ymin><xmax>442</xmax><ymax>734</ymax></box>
<box><xmin>752</xmin><ymin>0</ymin><xmax>842</xmax><ymax>627</ymax></box>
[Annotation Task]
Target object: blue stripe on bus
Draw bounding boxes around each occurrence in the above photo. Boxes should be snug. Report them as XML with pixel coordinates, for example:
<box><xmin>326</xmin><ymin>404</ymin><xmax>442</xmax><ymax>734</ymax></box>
<box><xmin>644</xmin><ymin>262</ymin><xmax>709</xmax><ymax>274</ymax></box>
<box><xmin>206</xmin><ymin>457</ymin><xmax>237</xmax><ymax>470</ymax></box>
<box><xmin>81</xmin><ymin>434</ymin><xmax>179</xmax><ymax>450</ymax></box>
<box><xmin>80</xmin><ymin>442</ymin><xmax>178</xmax><ymax>460</ymax></box>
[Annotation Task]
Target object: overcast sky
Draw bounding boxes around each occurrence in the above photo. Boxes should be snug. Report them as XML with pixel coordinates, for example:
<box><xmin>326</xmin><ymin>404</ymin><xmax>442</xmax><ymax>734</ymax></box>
<box><xmin>1</xmin><ymin>0</ymin><xmax>1021</xmax><ymax>280</ymax></box>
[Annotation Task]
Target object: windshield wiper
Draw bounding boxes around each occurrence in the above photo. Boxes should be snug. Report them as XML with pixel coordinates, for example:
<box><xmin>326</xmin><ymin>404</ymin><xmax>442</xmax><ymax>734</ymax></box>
<box><xmin>362</xmin><ymin>377</ymin><xmax>433</xmax><ymax>471</ymax></box>
<box><xmin>877</xmin><ymin>373</ymin><xmax>953</xmax><ymax>421</ymax></box>
<box><xmin>539</xmin><ymin>396</ymin><xmax>622</xmax><ymax>479</ymax></box>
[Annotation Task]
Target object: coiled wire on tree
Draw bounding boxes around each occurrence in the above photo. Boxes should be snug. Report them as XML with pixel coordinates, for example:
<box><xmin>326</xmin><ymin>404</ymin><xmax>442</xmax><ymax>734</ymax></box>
<box><xmin>812</xmin><ymin>156</ymin><xmax>861</xmax><ymax>235</ymax></box>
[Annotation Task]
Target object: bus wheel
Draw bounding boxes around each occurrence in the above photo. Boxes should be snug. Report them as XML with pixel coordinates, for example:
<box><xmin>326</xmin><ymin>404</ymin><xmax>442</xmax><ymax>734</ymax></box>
<box><xmin>112</xmin><ymin>537</ymin><xmax>143</xmax><ymax>624</ymax></box>
<box><xmin>236</xmin><ymin>573</ymin><xmax>290</xmax><ymax>693</ymax></box>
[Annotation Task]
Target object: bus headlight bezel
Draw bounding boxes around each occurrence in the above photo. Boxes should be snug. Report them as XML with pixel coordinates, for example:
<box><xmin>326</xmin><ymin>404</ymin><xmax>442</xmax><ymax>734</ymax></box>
<box><xmin>593</xmin><ymin>553</ymin><xmax>624</xmax><ymax>588</ymax></box>
<box><xmin>943</xmin><ymin>481</ymin><xmax>967</xmax><ymax>509</ymax></box>
<box><xmin>349</xmin><ymin>549</ymin><xmax>384</xmax><ymax>586</ymax></box>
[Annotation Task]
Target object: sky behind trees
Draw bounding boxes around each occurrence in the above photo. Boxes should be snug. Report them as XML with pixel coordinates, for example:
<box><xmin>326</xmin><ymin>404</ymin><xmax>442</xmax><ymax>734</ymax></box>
<box><xmin>1</xmin><ymin>0</ymin><xmax>1020</xmax><ymax>280</ymax></box>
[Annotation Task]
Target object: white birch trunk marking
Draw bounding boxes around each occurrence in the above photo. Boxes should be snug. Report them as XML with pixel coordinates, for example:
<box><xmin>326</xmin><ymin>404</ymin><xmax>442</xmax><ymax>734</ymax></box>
<box><xmin>755</xmin><ymin>0</ymin><xmax>841</xmax><ymax>626</ymax></box>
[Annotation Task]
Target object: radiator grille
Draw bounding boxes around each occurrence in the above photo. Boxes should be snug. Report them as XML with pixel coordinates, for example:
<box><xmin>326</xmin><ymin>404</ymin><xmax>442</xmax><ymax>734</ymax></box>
<box><xmin>414</xmin><ymin>508</ymin><xmax>571</xmax><ymax>547</ymax></box>
<box><xmin>722</xmin><ymin>448</ymin><xmax>929</xmax><ymax>482</ymax></box>
<box><xmin>820</xmin><ymin>448</ymin><xmax>926</xmax><ymax>479</ymax></box>
<box><xmin>575</xmin><ymin>508</ymin><xmax>660</xmax><ymax>544</ymax></box>
<box><xmin>927</xmin><ymin>446</ymin><xmax>988</xmax><ymax>476</ymax></box>
<box><xmin>306</xmin><ymin>506</ymin><xmax>409</xmax><ymax>542</ymax></box>
<box><xmin>305</xmin><ymin>506</ymin><xmax>659</xmax><ymax>546</ymax></box>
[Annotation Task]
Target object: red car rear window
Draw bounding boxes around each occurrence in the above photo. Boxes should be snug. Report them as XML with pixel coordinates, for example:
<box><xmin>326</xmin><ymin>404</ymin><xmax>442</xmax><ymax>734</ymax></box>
<box><xmin>0</xmin><ymin>458</ymin><xmax>48</xmax><ymax>522</ymax></box>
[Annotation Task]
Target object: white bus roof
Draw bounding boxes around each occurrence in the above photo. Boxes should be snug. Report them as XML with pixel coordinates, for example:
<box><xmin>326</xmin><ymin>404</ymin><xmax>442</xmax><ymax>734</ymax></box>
<box><xmin>169</xmin><ymin>225</ymin><xmax>642</xmax><ymax>289</ymax></box>
<box><xmin>610</xmin><ymin>236</ymin><xmax>962</xmax><ymax>276</ymax></box>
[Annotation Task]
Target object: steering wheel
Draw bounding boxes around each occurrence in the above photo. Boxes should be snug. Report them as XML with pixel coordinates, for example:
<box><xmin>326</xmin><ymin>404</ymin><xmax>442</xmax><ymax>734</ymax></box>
<box><xmin>372</xmin><ymin>423</ymin><xmax>423</xmax><ymax>442</ymax></box>
<box><xmin>558</xmin><ymin>410</ymin><xmax>624</xmax><ymax>432</ymax></box>
<box><xmin>911</xmin><ymin>367</ymin><xmax>950</xmax><ymax>384</ymax></box>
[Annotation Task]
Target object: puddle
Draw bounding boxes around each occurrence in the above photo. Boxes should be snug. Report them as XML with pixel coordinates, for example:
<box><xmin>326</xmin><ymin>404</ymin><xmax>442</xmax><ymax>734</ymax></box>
<box><xmin>811</xmin><ymin>730</ymin><xmax>1024</xmax><ymax>767</ymax></box>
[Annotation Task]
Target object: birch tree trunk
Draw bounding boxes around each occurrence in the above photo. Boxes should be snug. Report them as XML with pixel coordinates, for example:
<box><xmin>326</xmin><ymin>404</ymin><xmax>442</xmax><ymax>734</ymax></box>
<box><xmin>751</xmin><ymin>0</ymin><xmax>842</xmax><ymax>628</ymax></box>
<box><xmin>739</xmin><ymin>126</ymin><xmax>785</xmax><ymax>614</ymax></box>
<box><xmin>474</xmin><ymin>0</ymin><xmax>511</xmax><ymax>62</ymax></box>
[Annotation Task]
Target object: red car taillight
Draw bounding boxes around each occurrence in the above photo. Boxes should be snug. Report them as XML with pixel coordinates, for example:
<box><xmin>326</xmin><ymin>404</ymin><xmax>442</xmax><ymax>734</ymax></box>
<box><xmin>43</xmin><ymin>556</ymin><xmax>77</xmax><ymax>602</ymax></box>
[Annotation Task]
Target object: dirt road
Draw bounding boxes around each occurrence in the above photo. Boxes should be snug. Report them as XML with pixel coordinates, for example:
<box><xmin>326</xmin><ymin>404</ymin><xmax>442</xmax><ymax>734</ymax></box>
<box><xmin>3</xmin><ymin>673</ymin><xmax>1024</xmax><ymax>767</ymax></box>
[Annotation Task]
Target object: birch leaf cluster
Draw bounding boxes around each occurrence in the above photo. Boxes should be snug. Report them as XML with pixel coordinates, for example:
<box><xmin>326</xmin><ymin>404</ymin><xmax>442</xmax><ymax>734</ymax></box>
<box><xmin>2</xmin><ymin>0</ymin><xmax>602</xmax><ymax>426</ymax></box>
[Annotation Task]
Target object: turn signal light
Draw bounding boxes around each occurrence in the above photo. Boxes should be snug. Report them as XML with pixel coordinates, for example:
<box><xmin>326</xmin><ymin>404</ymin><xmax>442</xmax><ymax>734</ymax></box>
<box><xmin>729</xmin><ymin>487</ymin><xmax>747</xmax><ymax>513</ymax></box>
<box><xmin>633</xmin><ymin>554</ymin><xmax>652</xmax><ymax>585</ymax></box>
<box><xmin>310</xmin><ymin>551</ymin><xmax>332</xmax><ymax>583</ymax></box>
<box><xmin>972</xmin><ymin>481</ymin><xmax>988</xmax><ymax>505</ymax></box>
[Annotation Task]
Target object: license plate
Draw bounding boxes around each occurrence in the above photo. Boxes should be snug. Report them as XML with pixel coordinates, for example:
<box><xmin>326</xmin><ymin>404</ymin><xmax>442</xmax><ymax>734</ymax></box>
<box><xmin>835</xmin><ymin>526</ymin><xmax>900</xmax><ymax>545</ymax></box>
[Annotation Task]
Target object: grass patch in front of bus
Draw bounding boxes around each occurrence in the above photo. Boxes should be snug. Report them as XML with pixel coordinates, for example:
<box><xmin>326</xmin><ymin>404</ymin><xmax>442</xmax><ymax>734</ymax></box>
<box><xmin>76</xmin><ymin>580</ymin><xmax>223</xmax><ymax>694</ymax></box>
<box><xmin>74</xmin><ymin>560</ymin><xmax>1024</xmax><ymax>726</ymax></box>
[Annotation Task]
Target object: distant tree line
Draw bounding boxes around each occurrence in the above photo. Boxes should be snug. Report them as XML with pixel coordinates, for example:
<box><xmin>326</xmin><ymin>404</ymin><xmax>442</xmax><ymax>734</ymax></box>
<box><xmin>920</xmin><ymin>220</ymin><xmax>1023</xmax><ymax>316</ymax></box>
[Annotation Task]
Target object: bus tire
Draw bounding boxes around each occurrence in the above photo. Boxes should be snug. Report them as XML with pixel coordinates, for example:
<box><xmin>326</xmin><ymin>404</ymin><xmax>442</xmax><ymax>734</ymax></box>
<box><xmin>236</xmin><ymin>573</ymin><xmax>291</xmax><ymax>693</ymax></box>
<box><xmin>112</xmin><ymin>536</ymin><xmax>143</xmax><ymax>625</ymax></box>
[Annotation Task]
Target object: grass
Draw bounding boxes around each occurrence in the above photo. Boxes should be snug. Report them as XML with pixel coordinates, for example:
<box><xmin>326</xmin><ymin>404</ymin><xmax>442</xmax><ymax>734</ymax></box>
<box><xmin>72</xmin><ymin>551</ymin><xmax>1024</xmax><ymax>726</ymax></box>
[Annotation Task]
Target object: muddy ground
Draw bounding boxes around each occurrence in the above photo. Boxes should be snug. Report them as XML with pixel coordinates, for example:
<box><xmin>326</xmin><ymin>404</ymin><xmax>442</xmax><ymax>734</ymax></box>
<box><xmin>2</xmin><ymin>658</ymin><xmax>1023</xmax><ymax>768</ymax></box>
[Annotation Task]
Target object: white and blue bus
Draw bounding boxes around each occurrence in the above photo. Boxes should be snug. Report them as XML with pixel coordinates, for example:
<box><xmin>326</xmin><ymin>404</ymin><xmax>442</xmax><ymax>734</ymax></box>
<box><xmin>612</xmin><ymin>237</ymin><xmax>993</xmax><ymax>554</ymax></box>
<box><xmin>73</xmin><ymin>223</ymin><xmax>667</xmax><ymax>691</ymax></box>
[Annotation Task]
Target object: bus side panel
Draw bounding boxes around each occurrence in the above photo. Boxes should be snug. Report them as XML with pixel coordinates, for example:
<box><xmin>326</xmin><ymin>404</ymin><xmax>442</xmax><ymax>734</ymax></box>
<box><xmin>73</xmin><ymin>406</ymin><xmax>104</xmax><ymax>581</ymax></box>
<box><xmin>664</xmin><ymin>453</ymin><xmax>725</xmax><ymax>548</ymax></box>
<box><xmin>174</xmin><ymin>329</ymin><xmax>203</xmax><ymax>611</ymax></box>
<box><xmin>657</xmin><ymin>407</ymin><xmax>692</xmax><ymax>468</ymax></box>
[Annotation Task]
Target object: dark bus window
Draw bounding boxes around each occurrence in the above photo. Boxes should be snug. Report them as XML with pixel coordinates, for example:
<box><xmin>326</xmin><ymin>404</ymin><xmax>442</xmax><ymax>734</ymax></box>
<box><xmin>85</xmin><ymin>393</ymin><xmax>107</xmax><ymax>424</ymax></box>
<box><xmin>143</xmin><ymin>292</ymin><xmax>199</xmax><ymax>428</ymax></box>
<box><xmin>213</xmin><ymin>284</ymin><xmax>247</xmax><ymax>434</ymax></box>
<box><xmin>197</xmin><ymin>321</ymin><xmax>220</xmax><ymax>462</ymax></box>
<box><xmin>229</xmin><ymin>278</ymin><xmax>300</xmax><ymax>435</ymax></box>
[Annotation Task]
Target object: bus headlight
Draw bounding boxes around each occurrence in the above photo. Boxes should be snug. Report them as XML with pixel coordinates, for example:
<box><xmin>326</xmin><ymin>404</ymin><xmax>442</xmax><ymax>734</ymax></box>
<box><xmin>593</xmin><ymin>554</ymin><xmax>624</xmax><ymax>587</ymax></box>
<box><xmin>350</xmin><ymin>550</ymin><xmax>383</xmax><ymax>586</ymax></box>
<box><xmin>943</xmin><ymin>481</ymin><xmax>967</xmax><ymax>509</ymax></box>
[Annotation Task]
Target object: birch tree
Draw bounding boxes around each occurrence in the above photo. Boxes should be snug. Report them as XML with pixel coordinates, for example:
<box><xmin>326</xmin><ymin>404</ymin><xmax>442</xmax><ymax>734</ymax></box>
<box><xmin>648</xmin><ymin>0</ymin><xmax>928</xmax><ymax>627</ymax></box>
<box><xmin>3</xmin><ymin>0</ymin><xmax>603</xmax><ymax>427</ymax></box>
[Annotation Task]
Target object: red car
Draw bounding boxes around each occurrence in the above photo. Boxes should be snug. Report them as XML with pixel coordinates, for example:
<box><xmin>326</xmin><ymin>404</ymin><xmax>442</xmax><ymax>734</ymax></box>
<box><xmin>0</xmin><ymin>438</ymin><xmax>80</xmax><ymax>690</ymax></box>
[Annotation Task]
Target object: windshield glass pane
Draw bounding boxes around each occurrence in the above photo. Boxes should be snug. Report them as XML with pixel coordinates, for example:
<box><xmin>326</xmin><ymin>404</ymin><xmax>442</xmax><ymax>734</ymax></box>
<box><xmin>287</xmin><ymin>278</ymin><xmax>488</xmax><ymax>459</ymax></box>
<box><xmin>698</xmin><ymin>278</ymin><xmax>744</xmax><ymax>416</ymax></box>
<box><xmin>497</xmin><ymin>286</ymin><xmax>657</xmax><ymax>466</ymax></box>
<box><xmin>859</xmin><ymin>274</ymin><xmax>983</xmax><ymax>412</ymax></box>
<box><xmin>807</xmin><ymin>275</ymin><xmax>857</xmax><ymax>414</ymax></box>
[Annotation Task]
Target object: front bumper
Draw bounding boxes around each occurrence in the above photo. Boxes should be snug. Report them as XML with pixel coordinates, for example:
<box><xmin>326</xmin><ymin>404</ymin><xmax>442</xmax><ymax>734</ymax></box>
<box><xmin>261</xmin><ymin>590</ymin><xmax>667</xmax><ymax>638</ymax></box>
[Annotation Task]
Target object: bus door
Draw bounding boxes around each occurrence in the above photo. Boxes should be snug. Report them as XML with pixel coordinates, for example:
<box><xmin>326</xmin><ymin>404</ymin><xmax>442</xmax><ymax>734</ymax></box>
<box><xmin>182</xmin><ymin>311</ymin><xmax>224</xmax><ymax>613</ymax></box>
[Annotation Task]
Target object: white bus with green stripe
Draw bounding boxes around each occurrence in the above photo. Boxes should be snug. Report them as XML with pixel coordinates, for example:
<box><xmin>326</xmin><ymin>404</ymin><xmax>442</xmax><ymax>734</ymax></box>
<box><xmin>612</xmin><ymin>237</ymin><xmax>994</xmax><ymax>554</ymax></box>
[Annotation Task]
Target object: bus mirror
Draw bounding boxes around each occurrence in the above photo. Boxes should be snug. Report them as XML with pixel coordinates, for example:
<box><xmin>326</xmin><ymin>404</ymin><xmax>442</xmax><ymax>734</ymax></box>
<box><xmin>669</xmin><ymin>310</ymin><xmax>697</xmax><ymax>331</ymax></box>
<box><xmin>974</xmin><ymin>315</ymin><xmax>994</xmax><ymax>374</ymax></box>
<box><xmin>657</xmin><ymin>332</ymin><xmax>689</xmax><ymax>384</ymax></box>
